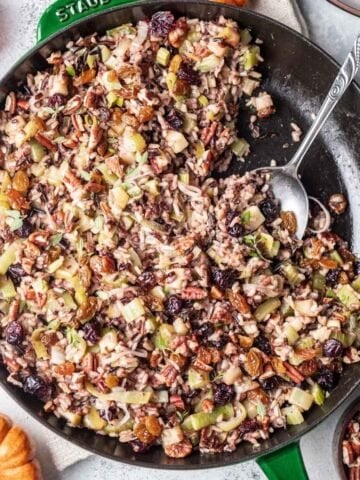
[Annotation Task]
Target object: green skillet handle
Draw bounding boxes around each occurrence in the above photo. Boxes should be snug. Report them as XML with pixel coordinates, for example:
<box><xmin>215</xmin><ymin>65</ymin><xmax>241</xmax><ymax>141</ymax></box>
<box><xmin>37</xmin><ymin>0</ymin><xmax>138</xmax><ymax>43</ymax></box>
<box><xmin>257</xmin><ymin>442</ymin><xmax>309</xmax><ymax>480</ymax></box>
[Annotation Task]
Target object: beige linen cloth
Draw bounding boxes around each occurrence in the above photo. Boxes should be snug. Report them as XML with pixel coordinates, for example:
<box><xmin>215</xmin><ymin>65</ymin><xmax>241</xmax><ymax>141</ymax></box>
<box><xmin>0</xmin><ymin>0</ymin><xmax>306</xmax><ymax>472</ymax></box>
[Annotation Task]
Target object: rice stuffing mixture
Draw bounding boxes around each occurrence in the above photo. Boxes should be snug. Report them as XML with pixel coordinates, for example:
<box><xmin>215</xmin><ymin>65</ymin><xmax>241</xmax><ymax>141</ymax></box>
<box><xmin>0</xmin><ymin>12</ymin><xmax>360</xmax><ymax>459</ymax></box>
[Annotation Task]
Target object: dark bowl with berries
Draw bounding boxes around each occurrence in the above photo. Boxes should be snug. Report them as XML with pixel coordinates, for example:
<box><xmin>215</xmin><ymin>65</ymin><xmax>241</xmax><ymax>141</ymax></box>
<box><xmin>334</xmin><ymin>398</ymin><xmax>360</xmax><ymax>479</ymax></box>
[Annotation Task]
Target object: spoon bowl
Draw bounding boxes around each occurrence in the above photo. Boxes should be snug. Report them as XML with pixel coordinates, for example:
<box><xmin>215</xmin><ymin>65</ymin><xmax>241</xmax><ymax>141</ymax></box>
<box><xmin>251</xmin><ymin>33</ymin><xmax>360</xmax><ymax>239</ymax></box>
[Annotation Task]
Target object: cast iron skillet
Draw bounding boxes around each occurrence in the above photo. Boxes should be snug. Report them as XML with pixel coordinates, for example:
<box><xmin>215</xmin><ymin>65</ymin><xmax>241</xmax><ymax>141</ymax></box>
<box><xmin>1</xmin><ymin>0</ymin><xmax>360</xmax><ymax>476</ymax></box>
<box><xmin>334</xmin><ymin>398</ymin><xmax>360</xmax><ymax>479</ymax></box>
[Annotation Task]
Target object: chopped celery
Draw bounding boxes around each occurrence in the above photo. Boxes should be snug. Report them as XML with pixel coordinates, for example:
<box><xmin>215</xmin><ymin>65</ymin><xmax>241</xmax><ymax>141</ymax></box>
<box><xmin>198</xmin><ymin>95</ymin><xmax>209</xmax><ymax>107</ymax></box>
<box><xmin>178</xmin><ymin>170</ymin><xmax>190</xmax><ymax>185</ymax></box>
<box><xmin>166</xmin><ymin>72</ymin><xmax>177</xmax><ymax>91</ymax></box>
<box><xmin>106</xmin><ymin>91</ymin><xmax>123</xmax><ymax>108</ymax></box>
<box><xmin>71</xmin><ymin>276</ymin><xmax>87</xmax><ymax>306</ymax></box>
<box><xmin>156</xmin><ymin>47</ymin><xmax>170</xmax><ymax>66</ymax></box>
<box><xmin>312</xmin><ymin>272</ymin><xmax>326</xmax><ymax>292</ymax></box>
<box><xmin>86</xmin><ymin>54</ymin><xmax>97</xmax><ymax>69</ymax></box>
<box><xmin>288</xmin><ymin>387</ymin><xmax>313</xmax><ymax>411</ymax></box>
<box><xmin>257</xmin><ymin>233</ymin><xmax>279</xmax><ymax>258</ymax></box>
<box><xmin>144</xmin><ymin>179</ymin><xmax>160</xmax><ymax>196</ymax></box>
<box><xmin>294</xmin><ymin>299</ymin><xmax>318</xmax><ymax>317</ymax></box>
<box><xmin>106</xmin><ymin>24</ymin><xmax>136</xmax><ymax>36</ymax></box>
<box><xmin>243</xmin><ymin>399</ymin><xmax>258</xmax><ymax>419</ymax></box>
<box><xmin>254</xmin><ymin>298</ymin><xmax>281</xmax><ymax>321</ymax></box>
<box><xmin>109</xmin><ymin>186</ymin><xmax>129</xmax><ymax>210</ymax></box>
<box><xmin>197</xmin><ymin>54</ymin><xmax>221</xmax><ymax>73</ymax></box>
<box><xmin>331</xmin><ymin>331</ymin><xmax>355</xmax><ymax>347</ymax></box>
<box><xmin>295</xmin><ymin>337</ymin><xmax>314</xmax><ymax>350</ymax></box>
<box><xmin>241</xmin><ymin>206</ymin><xmax>265</xmax><ymax>231</ymax></box>
<box><xmin>104</xmin><ymin>419</ymin><xmax>133</xmax><ymax>434</ymax></box>
<box><xmin>99</xmin><ymin>329</ymin><xmax>118</xmax><ymax>353</ymax></box>
<box><xmin>311</xmin><ymin>383</ymin><xmax>325</xmax><ymax>406</ymax></box>
<box><xmin>217</xmin><ymin>404</ymin><xmax>247</xmax><ymax>432</ymax></box>
<box><xmin>100</xmin><ymin>45</ymin><xmax>111</xmax><ymax>63</ymax></box>
<box><xmin>86</xmin><ymin>382</ymin><xmax>152</xmax><ymax>404</ymax></box>
<box><xmin>230</xmin><ymin>138</ymin><xmax>250</xmax><ymax>157</ymax></box>
<box><xmin>84</xmin><ymin>407</ymin><xmax>107</xmax><ymax>431</ymax></box>
<box><xmin>329</xmin><ymin>250</ymin><xmax>343</xmax><ymax>265</ymax></box>
<box><xmin>121</xmin><ymin>298</ymin><xmax>145</xmax><ymax>322</ymax></box>
<box><xmin>62</xmin><ymin>292</ymin><xmax>77</xmax><ymax>310</ymax></box>
<box><xmin>183</xmin><ymin>115</ymin><xmax>196</xmax><ymax>134</ymax></box>
<box><xmin>352</xmin><ymin>276</ymin><xmax>360</xmax><ymax>292</ymax></box>
<box><xmin>66</xmin><ymin>65</ymin><xmax>76</xmax><ymax>77</ymax></box>
<box><xmin>0</xmin><ymin>241</ymin><xmax>21</xmax><ymax>275</ymax></box>
<box><xmin>153</xmin><ymin>324</ymin><xmax>174</xmax><ymax>350</ymax></box>
<box><xmin>31</xmin><ymin>328</ymin><xmax>49</xmax><ymax>359</ymax></box>
<box><xmin>29</xmin><ymin>140</ymin><xmax>46</xmax><ymax>162</ymax></box>
<box><xmin>281</xmin><ymin>263</ymin><xmax>304</xmax><ymax>286</ymax></box>
<box><xmin>240</xmin><ymin>29</ymin><xmax>252</xmax><ymax>45</ymax></box>
<box><xmin>336</xmin><ymin>284</ymin><xmax>360</xmax><ymax>312</ymax></box>
<box><xmin>285</xmin><ymin>325</ymin><xmax>299</xmax><ymax>345</ymax></box>
<box><xmin>166</xmin><ymin>131</ymin><xmax>189</xmax><ymax>153</ymax></box>
<box><xmin>66</xmin><ymin>328</ymin><xmax>87</xmax><ymax>363</ymax></box>
<box><xmin>48</xmin><ymin>256</ymin><xmax>64</xmax><ymax>274</ymax></box>
<box><xmin>182</xmin><ymin>404</ymin><xmax>233</xmax><ymax>431</ymax></box>
<box><xmin>243</xmin><ymin>46</ymin><xmax>260</xmax><ymax>70</ymax></box>
<box><xmin>188</xmin><ymin>367</ymin><xmax>210</xmax><ymax>389</ymax></box>
<box><xmin>124</xmin><ymin>133</ymin><xmax>146</xmax><ymax>153</ymax></box>
<box><xmin>283</xmin><ymin>405</ymin><xmax>304</xmax><ymax>425</ymax></box>
<box><xmin>0</xmin><ymin>277</ymin><xmax>16</xmax><ymax>298</ymax></box>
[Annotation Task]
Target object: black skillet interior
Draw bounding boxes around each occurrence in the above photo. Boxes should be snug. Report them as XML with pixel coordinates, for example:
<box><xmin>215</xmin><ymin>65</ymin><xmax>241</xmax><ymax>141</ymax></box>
<box><xmin>1</xmin><ymin>0</ymin><xmax>360</xmax><ymax>469</ymax></box>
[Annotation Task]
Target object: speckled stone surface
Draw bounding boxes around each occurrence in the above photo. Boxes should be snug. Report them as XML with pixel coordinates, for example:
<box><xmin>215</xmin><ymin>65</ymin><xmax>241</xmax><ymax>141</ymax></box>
<box><xmin>0</xmin><ymin>1</ymin><xmax>360</xmax><ymax>479</ymax></box>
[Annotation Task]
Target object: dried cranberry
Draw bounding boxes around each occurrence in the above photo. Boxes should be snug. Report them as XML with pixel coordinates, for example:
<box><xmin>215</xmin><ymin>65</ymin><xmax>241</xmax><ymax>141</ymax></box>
<box><xmin>323</xmin><ymin>338</ymin><xmax>343</xmax><ymax>358</ymax></box>
<box><xmin>97</xmin><ymin>107</ymin><xmax>111</xmax><ymax>122</ymax></box>
<box><xmin>23</xmin><ymin>375</ymin><xmax>50</xmax><ymax>400</ymax></box>
<box><xmin>100</xmin><ymin>405</ymin><xmax>117</xmax><ymax>421</ymax></box>
<box><xmin>239</xmin><ymin>419</ymin><xmax>259</xmax><ymax>434</ymax></box>
<box><xmin>5</xmin><ymin>321</ymin><xmax>24</xmax><ymax>346</ymax></box>
<box><xmin>130</xmin><ymin>439</ymin><xmax>153</xmax><ymax>453</ymax></box>
<box><xmin>194</xmin><ymin>322</ymin><xmax>214</xmax><ymax>342</ymax></box>
<box><xmin>149</xmin><ymin>11</ymin><xmax>174</xmax><ymax>37</ymax></box>
<box><xmin>48</xmin><ymin>94</ymin><xmax>67</xmax><ymax>108</ymax></box>
<box><xmin>15</xmin><ymin>218</ymin><xmax>33</xmax><ymax>238</ymax></box>
<box><xmin>166</xmin><ymin>109</ymin><xmax>183</xmax><ymax>129</ymax></box>
<box><xmin>207</xmin><ymin>335</ymin><xmax>229</xmax><ymax>349</ymax></box>
<box><xmin>177</xmin><ymin>62</ymin><xmax>200</xmax><ymax>86</ymax></box>
<box><xmin>316</xmin><ymin>369</ymin><xmax>339</xmax><ymax>391</ymax></box>
<box><xmin>165</xmin><ymin>295</ymin><xmax>184</xmax><ymax>315</ymax></box>
<box><xmin>261</xmin><ymin>375</ymin><xmax>281</xmax><ymax>391</ymax></box>
<box><xmin>137</xmin><ymin>271</ymin><xmax>157</xmax><ymax>291</ymax></box>
<box><xmin>325</xmin><ymin>268</ymin><xmax>341</xmax><ymax>287</ymax></box>
<box><xmin>213</xmin><ymin>382</ymin><xmax>234</xmax><ymax>406</ymax></box>
<box><xmin>7</xmin><ymin>263</ymin><xmax>26</xmax><ymax>286</ymax></box>
<box><xmin>253</xmin><ymin>334</ymin><xmax>272</xmax><ymax>355</ymax></box>
<box><xmin>211</xmin><ymin>268</ymin><xmax>238</xmax><ymax>290</ymax></box>
<box><xmin>259</xmin><ymin>199</ymin><xmax>280</xmax><ymax>223</ymax></box>
<box><xmin>82</xmin><ymin>321</ymin><xmax>100</xmax><ymax>344</ymax></box>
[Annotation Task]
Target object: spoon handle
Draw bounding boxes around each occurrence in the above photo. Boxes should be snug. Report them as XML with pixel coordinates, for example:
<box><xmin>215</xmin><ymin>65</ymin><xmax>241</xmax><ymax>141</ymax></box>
<box><xmin>287</xmin><ymin>33</ymin><xmax>360</xmax><ymax>171</ymax></box>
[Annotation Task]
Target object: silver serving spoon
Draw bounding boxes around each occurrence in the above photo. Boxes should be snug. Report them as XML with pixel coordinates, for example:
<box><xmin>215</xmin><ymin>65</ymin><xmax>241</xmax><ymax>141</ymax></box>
<box><xmin>253</xmin><ymin>34</ymin><xmax>360</xmax><ymax>239</ymax></box>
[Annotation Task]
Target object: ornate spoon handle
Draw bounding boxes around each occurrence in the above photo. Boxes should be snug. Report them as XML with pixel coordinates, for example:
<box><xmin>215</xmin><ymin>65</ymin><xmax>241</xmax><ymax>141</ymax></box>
<box><xmin>287</xmin><ymin>33</ymin><xmax>360</xmax><ymax>172</ymax></box>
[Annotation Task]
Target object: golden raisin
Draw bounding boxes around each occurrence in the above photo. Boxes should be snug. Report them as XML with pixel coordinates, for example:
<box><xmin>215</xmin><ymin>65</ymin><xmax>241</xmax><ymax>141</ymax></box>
<box><xmin>73</xmin><ymin>69</ymin><xmax>96</xmax><ymax>86</ymax></box>
<box><xmin>138</xmin><ymin>106</ymin><xmax>154</xmax><ymax>123</ymax></box>
<box><xmin>76</xmin><ymin>296</ymin><xmax>97</xmax><ymax>322</ymax></box>
<box><xmin>54</xmin><ymin>362</ymin><xmax>75</xmax><ymax>376</ymax></box>
<box><xmin>144</xmin><ymin>415</ymin><xmax>162</xmax><ymax>437</ymax></box>
<box><xmin>280</xmin><ymin>211</ymin><xmax>297</xmax><ymax>235</ymax></box>
<box><xmin>105</xmin><ymin>375</ymin><xmax>119</xmax><ymax>388</ymax></box>
<box><xmin>173</xmin><ymin>79</ymin><xmax>190</xmax><ymax>96</ymax></box>
<box><xmin>117</xmin><ymin>65</ymin><xmax>138</xmax><ymax>78</ymax></box>
<box><xmin>247</xmin><ymin>387</ymin><xmax>269</xmax><ymax>405</ymax></box>
<box><xmin>7</xmin><ymin>188</ymin><xmax>30</xmax><ymax>211</ymax></box>
<box><xmin>271</xmin><ymin>357</ymin><xmax>287</xmax><ymax>375</ymax></box>
<box><xmin>245</xmin><ymin>349</ymin><xmax>263</xmax><ymax>377</ymax></box>
<box><xmin>134</xmin><ymin>422</ymin><xmax>155</xmax><ymax>444</ymax></box>
<box><xmin>12</xmin><ymin>171</ymin><xmax>30</xmax><ymax>193</ymax></box>
<box><xmin>239</xmin><ymin>335</ymin><xmax>254</xmax><ymax>349</ymax></box>
<box><xmin>169</xmin><ymin>54</ymin><xmax>182</xmax><ymax>73</ymax></box>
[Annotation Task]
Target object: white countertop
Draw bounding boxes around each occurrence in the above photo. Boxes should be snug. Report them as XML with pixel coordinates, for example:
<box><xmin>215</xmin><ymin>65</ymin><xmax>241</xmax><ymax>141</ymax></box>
<box><xmin>0</xmin><ymin>1</ymin><xmax>359</xmax><ymax>479</ymax></box>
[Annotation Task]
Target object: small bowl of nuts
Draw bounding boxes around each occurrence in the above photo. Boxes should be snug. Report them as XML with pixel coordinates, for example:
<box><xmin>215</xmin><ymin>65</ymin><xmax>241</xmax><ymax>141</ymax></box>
<box><xmin>335</xmin><ymin>398</ymin><xmax>360</xmax><ymax>479</ymax></box>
